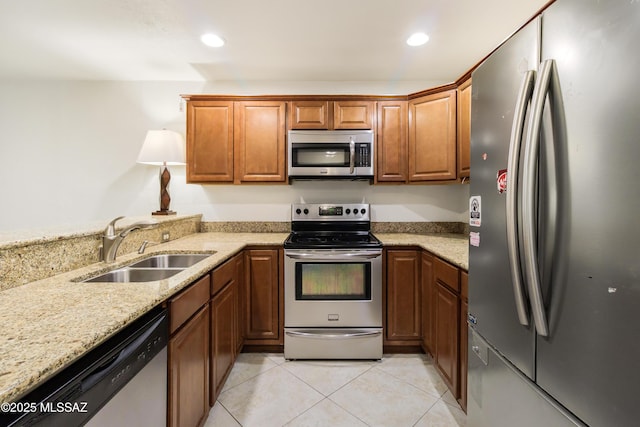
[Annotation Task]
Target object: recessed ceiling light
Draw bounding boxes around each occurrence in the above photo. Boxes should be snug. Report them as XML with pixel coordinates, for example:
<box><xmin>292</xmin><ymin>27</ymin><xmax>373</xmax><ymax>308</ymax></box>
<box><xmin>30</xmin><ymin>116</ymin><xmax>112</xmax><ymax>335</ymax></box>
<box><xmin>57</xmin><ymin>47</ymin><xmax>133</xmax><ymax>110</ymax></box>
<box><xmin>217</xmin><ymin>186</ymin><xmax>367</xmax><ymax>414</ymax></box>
<box><xmin>407</xmin><ymin>32</ymin><xmax>429</xmax><ymax>47</ymax></box>
<box><xmin>201</xmin><ymin>33</ymin><xmax>225</xmax><ymax>47</ymax></box>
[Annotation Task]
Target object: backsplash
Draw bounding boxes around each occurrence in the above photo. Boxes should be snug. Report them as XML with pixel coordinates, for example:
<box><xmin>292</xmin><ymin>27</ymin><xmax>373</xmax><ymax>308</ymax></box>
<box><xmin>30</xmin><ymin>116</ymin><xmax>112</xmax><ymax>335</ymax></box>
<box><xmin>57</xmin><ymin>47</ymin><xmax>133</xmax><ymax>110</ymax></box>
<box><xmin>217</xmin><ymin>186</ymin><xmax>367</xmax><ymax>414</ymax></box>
<box><xmin>0</xmin><ymin>215</ymin><xmax>201</xmax><ymax>291</ymax></box>
<box><xmin>1</xmin><ymin>217</ymin><xmax>467</xmax><ymax>292</ymax></box>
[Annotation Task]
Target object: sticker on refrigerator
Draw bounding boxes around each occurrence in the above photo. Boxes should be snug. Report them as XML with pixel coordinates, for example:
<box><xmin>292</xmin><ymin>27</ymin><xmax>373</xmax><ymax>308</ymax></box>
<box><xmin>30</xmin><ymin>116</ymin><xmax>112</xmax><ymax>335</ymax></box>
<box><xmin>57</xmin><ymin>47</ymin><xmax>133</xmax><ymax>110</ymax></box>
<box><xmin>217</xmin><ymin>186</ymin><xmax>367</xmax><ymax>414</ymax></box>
<box><xmin>470</xmin><ymin>232</ymin><xmax>480</xmax><ymax>247</ymax></box>
<box><xmin>497</xmin><ymin>169</ymin><xmax>507</xmax><ymax>194</ymax></box>
<box><xmin>470</xmin><ymin>196</ymin><xmax>481</xmax><ymax>227</ymax></box>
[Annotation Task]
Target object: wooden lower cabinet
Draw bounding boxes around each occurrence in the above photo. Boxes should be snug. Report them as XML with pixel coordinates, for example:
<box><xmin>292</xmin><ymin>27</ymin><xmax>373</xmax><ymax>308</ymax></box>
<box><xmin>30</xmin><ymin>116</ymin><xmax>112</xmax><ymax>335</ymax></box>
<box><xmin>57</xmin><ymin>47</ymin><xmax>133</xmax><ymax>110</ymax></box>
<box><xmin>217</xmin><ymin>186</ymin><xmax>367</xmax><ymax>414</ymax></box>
<box><xmin>435</xmin><ymin>282</ymin><xmax>459</xmax><ymax>396</ymax></box>
<box><xmin>421</xmin><ymin>252</ymin><xmax>435</xmax><ymax>355</ymax></box>
<box><xmin>244</xmin><ymin>248</ymin><xmax>283</xmax><ymax>344</ymax></box>
<box><xmin>210</xmin><ymin>281</ymin><xmax>236</xmax><ymax>404</ymax></box>
<box><xmin>169</xmin><ymin>304</ymin><xmax>210</xmax><ymax>427</ymax></box>
<box><xmin>210</xmin><ymin>252</ymin><xmax>244</xmax><ymax>404</ymax></box>
<box><xmin>235</xmin><ymin>254</ymin><xmax>245</xmax><ymax>354</ymax></box>
<box><xmin>432</xmin><ymin>256</ymin><xmax>462</xmax><ymax>403</ymax></box>
<box><xmin>385</xmin><ymin>249</ymin><xmax>421</xmax><ymax>345</ymax></box>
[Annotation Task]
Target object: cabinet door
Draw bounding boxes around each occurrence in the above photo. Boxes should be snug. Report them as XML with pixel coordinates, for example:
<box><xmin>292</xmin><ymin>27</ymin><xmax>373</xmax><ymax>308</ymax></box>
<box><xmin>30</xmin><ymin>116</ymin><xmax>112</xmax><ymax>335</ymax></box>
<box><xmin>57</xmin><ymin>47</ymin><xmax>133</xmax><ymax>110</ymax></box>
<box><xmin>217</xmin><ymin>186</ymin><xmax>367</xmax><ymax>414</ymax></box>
<box><xmin>376</xmin><ymin>101</ymin><xmax>408</xmax><ymax>182</ymax></box>
<box><xmin>169</xmin><ymin>304</ymin><xmax>210</xmax><ymax>427</ymax></box>
<box><xmin>244</xmin><ymin>249</ymin><xmax>282</xmax><ymax>344</ymax></box>
<box><xmin>386</xmin><ymin>250</ymin><xmax>421</xmax><ymax>343</ymax></box>
<box><xmin>408</xmin><ymin>90</ymin><xmax>457</xmax><ymax>181</ymax></box>
<box><xmin>186</xmin><ymin>101</ymin><xmax>234</xmax><ymax>183</ymax></box>
<box><xmin>235</xmin><ymin>253</ymin><xmax>245</xmax><ymax>353</ymax></box>
<box><xmin>421</xmin><ymin>252</ymin><xmax>435</xmax><ymax>355</ymax></box>
<box><xmin>289</xmin><ymin>100</ymin><xmax>330</xmax><ymax>129</ymax></box>
<box><xmin>234</xmin><ymin>101</ymin><xmax>287</xmax><ymax>183</ymax></box>
<box><xmin>435</xmin><ymin>283</ymin><xmax>459</xmax><ymax>397</ymax></box>
<box><xmin>333</xmin><ymin>100</ymin><xmax>374</xmax><ymax>129</ymax></box>
<box><xmin>211</xmin><ymin>282</ymin><xmax>236</xmax><ymax>403</ymax></box>
<box><xmin>457</xmin><ymin>79</ymin><xmax>472</xmax><ymax>179</ymax></box>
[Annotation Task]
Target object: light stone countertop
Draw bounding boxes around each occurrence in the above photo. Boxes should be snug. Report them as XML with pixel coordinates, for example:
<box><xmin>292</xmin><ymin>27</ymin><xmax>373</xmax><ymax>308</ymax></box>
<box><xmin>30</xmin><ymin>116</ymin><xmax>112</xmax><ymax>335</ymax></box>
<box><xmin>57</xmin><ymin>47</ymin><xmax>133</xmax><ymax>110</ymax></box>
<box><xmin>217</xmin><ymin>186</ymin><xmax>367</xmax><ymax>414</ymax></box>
<box><xmin>377</xmin><ymin>233</ymin><xmax>469</xmax><ymax>270</ymax></box>
<box><xmin>0</xmin><ymin>231</ymin><xmax>468</xmax><ymax>404</ymax></box>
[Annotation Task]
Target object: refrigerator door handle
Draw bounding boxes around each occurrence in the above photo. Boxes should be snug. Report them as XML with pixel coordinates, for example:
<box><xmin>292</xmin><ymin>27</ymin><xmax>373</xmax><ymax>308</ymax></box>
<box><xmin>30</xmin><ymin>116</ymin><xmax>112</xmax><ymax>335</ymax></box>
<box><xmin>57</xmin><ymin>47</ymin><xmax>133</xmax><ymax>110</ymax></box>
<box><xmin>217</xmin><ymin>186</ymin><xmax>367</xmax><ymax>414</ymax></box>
<box><xmin>522</xmin><ymin>59</ymin><xmax>563</xmax><ymax>337</ymax></box>
<box><xmin>506</xmin><ymin>69</ymin><xmax>536</xmax><ymax>327</ymax></box>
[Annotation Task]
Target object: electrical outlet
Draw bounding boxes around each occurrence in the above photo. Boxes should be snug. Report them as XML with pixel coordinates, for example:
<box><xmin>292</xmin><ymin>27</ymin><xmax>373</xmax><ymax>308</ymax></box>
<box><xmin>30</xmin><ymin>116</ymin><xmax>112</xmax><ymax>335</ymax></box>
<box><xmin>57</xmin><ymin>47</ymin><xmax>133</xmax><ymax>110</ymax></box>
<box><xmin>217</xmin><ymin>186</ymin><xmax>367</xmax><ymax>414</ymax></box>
<box><xmin>162</xmin><ymin>232</ymin><xmax>170</xmax><ymax>242</ymax></box>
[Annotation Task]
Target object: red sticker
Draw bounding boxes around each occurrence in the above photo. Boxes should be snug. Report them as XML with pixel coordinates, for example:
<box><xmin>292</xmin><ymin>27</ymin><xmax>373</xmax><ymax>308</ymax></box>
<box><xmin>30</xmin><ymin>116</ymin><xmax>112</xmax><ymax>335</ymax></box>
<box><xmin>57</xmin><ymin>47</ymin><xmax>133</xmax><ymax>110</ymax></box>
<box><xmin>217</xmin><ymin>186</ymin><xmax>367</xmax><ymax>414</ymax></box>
<box><xmin>497</xmin><ymin>169</ymin><xmax>507</xmax><ymax>193</ymax></box>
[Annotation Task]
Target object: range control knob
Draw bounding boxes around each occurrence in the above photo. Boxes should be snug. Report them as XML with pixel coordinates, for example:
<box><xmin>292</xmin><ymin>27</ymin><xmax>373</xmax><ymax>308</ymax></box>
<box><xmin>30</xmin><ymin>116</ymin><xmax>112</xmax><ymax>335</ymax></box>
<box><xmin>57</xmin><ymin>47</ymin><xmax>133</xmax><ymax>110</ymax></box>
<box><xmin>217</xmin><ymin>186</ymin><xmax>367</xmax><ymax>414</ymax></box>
<box><xmin>303</xmin><ymin>208</ymin><xmax>309</xmax><ymax>215</ymax></box>
<box><xmin>295</xmin><ymin>208</ymin><xmax>302</xmax><ymax>215</ymax></box>
<box><xmin>360</xmin><ymin>208</ymin><xmax>367</xmax><ymax>215</ymax></box>
<box><xmin>345</xmin><ymin>209</ymin><xmax>351</xmax><ymax>214</ymax></box>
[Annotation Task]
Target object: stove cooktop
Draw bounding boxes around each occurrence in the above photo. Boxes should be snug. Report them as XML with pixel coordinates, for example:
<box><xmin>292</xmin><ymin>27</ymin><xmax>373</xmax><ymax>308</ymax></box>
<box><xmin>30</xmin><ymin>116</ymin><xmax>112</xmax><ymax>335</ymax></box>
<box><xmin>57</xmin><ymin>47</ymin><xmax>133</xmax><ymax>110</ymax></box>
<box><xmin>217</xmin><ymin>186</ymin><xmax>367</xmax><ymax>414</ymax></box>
<box><xmin>284</xmin><ymin>231</ymin><xmax>382</xmax><ymax>249</ymax></box>
<box><xmin>285</xmin><ymin>203</ymin><xmax>381</xmax><ymax>249</ymax></box>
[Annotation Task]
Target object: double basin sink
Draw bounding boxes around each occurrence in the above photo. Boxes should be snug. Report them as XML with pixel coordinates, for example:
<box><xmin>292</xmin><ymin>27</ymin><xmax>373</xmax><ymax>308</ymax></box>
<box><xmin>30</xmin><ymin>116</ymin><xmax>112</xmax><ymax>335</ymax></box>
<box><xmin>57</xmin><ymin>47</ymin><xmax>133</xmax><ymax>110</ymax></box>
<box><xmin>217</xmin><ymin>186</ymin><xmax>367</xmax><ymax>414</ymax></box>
<box><xmin>83</xmin><ymin>253</ymin><xmax>213</xmax><ymax>283</ymax></box>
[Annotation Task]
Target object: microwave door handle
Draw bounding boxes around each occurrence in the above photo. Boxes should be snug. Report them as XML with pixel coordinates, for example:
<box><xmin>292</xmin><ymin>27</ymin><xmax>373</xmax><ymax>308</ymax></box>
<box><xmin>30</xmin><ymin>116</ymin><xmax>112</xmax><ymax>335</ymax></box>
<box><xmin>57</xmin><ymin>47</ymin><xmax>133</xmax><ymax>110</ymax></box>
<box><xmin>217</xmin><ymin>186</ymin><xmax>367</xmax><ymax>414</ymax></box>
<box><xmin>349</xmin><ymin>137</ymin><xmax>355</xmax><ymax>174</ymax></box>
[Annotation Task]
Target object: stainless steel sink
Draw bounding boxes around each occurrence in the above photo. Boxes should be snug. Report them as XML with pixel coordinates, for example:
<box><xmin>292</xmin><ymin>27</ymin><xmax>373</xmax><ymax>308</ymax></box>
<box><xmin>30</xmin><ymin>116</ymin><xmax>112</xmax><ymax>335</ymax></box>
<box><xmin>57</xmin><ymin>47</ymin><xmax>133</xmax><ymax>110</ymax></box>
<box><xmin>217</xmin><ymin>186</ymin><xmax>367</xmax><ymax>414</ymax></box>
<box><xmin>81</xmin><ymin>252</ymin><xmax>214</xmax><ymax>283</ymax></box>
<box><xmin>128</xmin><ymin>253</ymin><xmax>211</xmax><ymax>269</ymax></box>
<box><xmin>84</xmin><ymin>268</ymin><xmax>183</xmax><ymax>283</ymax></box>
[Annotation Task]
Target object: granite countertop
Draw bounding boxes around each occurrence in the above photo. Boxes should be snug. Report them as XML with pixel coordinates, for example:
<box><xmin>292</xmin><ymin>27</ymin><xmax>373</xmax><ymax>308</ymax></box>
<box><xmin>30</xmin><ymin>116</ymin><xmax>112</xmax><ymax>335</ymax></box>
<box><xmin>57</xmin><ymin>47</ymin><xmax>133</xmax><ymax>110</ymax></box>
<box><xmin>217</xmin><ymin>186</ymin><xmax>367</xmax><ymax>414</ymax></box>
<box><xmin>377</xmin><ymin>233</ymin><xmax>469</xmax><ymax>270</ymax></box>
<box><xmin>0</xmin><ymin>231</ymin><xmax>468</xmax><ymax>404</ymax></box>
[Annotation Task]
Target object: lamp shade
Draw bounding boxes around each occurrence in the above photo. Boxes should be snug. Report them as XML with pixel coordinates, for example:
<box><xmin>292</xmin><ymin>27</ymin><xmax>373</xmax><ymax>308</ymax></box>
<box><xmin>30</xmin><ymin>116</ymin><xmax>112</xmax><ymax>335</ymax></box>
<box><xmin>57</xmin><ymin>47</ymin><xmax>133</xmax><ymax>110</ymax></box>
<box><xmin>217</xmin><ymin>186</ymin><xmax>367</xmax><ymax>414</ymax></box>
<box><xmin>136</xmin><ymin>130</ymin><xmax>186</xmax><ymax>165</ymax></box>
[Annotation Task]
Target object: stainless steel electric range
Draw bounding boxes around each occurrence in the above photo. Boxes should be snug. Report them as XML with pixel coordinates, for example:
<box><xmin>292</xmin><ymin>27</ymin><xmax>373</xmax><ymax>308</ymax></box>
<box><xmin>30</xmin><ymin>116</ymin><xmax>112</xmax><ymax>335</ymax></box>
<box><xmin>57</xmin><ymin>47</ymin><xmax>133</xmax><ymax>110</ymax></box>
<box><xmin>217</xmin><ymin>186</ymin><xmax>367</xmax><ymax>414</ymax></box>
<box><xmin>283</xmin><ymin>203</ymin><xmax>383</xmax><ymax>360</ymax></box>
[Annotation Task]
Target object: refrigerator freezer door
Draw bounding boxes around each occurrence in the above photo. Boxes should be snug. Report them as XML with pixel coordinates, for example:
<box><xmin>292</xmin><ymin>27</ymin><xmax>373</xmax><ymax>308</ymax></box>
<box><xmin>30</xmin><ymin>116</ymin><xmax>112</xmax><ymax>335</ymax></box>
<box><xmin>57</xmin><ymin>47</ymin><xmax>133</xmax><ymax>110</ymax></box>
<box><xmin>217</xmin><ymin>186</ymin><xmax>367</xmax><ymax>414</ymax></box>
<box><xmin>467</xmin><ymin>328</ymin><xmax>584</xmax><ymax>427</ymax></box>
<box><xmin>468</xmin><ymin>18</ymin><xmax>539</xmax><ymax>379</ymax></box>
<box><xmin>533</xmin><ymin>1</ymin><xmax>640</xmax><ymax>426</ymax></box>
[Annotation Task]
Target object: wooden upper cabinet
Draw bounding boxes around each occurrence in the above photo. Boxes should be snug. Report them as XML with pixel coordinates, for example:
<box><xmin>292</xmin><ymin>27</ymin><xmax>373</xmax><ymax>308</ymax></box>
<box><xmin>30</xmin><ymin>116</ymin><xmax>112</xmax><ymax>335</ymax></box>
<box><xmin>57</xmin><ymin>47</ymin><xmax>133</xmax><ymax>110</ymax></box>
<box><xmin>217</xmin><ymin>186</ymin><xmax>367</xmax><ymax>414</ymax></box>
<box><xmin>377</xmin><ymin>101</ymin><xmax>408</xmax><ymax>182</ymax></box>
<box><xmin>333</xmin><ymin>101</ymin><xmax>374</xmax><ymax>129</ymax></box>
<box><xmin>289</xmin><ymin>100</ymin><xmax>374</xmax><ymax>130</ymax></box>
<box><xmin>289</xmin><ymin>101</ymin><xmax>330</xmax><ymax>129</ymax></box>
<box><xmin>408</xmin><ymin>90</ymin><xmax>457</xmax><ymax>181</ymax></box>
<box><xmin>186</xmin><ymin>101</ymin><xmax>234</xmax><ymax>183</ymax></box>
<box><xmin>457</xmin><ymin>78</ymin><xmax>472</xmax><ymax>179</ymax></box>
<box><xmin>234</xmin><ymin>101</ymin><xmax>287</xmax><ymax>183</ymax></box>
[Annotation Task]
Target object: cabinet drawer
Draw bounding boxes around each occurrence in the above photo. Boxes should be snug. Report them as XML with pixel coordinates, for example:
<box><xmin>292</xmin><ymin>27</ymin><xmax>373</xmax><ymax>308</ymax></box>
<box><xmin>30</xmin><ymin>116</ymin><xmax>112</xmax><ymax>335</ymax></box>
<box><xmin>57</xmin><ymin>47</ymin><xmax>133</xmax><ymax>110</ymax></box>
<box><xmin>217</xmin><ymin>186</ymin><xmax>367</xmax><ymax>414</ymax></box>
<box><xmin>434</xmin><ymin>257</ymin><xmax>460</xmax><ymax>293</ymax></box>
<box><xmin>169</xmin><ymin>274</ymin><xmax>210</xmax><ymax>334</ymax></box>
<box><xmin>461</xmin><ymin>270</ymin><xmax>468</xmax><ymax>301</ymax></box>
<box><xmin>212</xmin><ymin>256</ymin><xmax>236</xmax><ymax>295</ymax></box>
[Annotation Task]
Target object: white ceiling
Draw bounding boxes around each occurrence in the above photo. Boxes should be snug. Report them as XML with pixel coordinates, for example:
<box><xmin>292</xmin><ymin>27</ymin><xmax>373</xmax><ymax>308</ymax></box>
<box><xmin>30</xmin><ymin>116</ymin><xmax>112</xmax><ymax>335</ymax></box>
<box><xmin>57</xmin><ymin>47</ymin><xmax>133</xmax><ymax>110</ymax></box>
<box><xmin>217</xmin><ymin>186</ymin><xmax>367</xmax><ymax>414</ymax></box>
<box><xmin>0</xmin><ymin>0</ymin><xmax>548</xmax><ymax>84</ymax></box>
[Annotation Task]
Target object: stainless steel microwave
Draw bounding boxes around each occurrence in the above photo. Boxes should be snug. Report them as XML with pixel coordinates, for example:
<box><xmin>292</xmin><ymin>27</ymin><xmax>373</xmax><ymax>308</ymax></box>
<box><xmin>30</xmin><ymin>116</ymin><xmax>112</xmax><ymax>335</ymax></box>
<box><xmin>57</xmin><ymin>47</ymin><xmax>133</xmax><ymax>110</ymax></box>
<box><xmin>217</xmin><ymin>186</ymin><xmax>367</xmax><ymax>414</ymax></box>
<box><xmin>287</xmin><ymin>130</ymin><xmax>374</xmax><ymax>179</ymax></box>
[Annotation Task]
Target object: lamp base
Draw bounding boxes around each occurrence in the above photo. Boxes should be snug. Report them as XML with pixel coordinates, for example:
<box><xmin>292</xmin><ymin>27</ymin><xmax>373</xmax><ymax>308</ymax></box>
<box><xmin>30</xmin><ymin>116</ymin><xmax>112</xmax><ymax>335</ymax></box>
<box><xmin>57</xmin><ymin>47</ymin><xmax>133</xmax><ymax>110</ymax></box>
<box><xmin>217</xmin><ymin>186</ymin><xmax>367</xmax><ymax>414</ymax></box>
<box><xmin>152</xmin><ymin>210</ymin><xmax>176</xmax><ymax>216</ymax></box>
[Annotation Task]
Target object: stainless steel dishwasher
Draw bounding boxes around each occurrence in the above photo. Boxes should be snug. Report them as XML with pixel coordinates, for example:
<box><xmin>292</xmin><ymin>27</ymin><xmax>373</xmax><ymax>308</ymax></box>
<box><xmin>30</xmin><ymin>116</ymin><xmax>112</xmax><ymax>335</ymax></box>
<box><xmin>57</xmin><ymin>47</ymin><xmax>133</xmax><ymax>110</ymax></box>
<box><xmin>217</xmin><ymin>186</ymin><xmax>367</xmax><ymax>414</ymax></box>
<box><xmin>1</xmin><ymin>306</ymin><xmax>168</xmax><ymax>427</ymax></box>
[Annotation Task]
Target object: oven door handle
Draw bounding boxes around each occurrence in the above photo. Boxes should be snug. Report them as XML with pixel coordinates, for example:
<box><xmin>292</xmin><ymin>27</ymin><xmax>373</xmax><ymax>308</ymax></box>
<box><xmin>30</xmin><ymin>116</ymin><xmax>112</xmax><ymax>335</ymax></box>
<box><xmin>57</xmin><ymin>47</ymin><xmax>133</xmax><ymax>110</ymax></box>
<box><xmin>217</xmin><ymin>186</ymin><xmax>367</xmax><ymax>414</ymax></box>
<box><xmin>286</xmin><ymin>330</ymin><xmax>382</xmax><ymax>339</ymax></box>
<box><xmin>285</xmin><ymin>250</ymin><xmax>382</xmax><ymax>260</ymax></box>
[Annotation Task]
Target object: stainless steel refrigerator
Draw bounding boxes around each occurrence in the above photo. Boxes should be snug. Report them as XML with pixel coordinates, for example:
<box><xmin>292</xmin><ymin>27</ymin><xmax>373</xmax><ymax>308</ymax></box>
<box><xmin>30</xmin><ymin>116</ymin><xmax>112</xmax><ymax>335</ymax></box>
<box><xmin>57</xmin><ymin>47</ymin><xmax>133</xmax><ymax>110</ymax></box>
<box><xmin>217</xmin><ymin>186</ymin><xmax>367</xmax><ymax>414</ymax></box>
<box><xmin>467</xmin><ymin>0</ymin><xmax>640</xmax><ymax>426</ymax></box>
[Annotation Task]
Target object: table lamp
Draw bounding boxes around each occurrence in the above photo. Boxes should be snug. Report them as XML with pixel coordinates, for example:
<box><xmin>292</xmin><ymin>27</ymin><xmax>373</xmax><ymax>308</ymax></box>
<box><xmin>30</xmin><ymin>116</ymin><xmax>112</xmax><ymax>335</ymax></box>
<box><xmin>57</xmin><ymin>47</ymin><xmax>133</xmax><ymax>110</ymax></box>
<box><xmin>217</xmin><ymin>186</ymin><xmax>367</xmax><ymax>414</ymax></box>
<box><xmin>137</xmin><ymin>129</ymin><xmax>186</xmax><ymax>215</ymax></box>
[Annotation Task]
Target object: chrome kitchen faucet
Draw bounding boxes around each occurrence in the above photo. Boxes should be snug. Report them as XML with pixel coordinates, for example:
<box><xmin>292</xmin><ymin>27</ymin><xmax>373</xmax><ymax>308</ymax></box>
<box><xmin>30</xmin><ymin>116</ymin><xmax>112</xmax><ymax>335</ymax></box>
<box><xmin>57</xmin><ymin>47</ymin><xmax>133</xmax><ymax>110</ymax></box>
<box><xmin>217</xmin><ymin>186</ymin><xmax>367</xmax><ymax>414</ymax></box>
<box><xmin>100</xmin><ymin>216</ymin><xmax>158</xmax><ymax>262</ymax></box>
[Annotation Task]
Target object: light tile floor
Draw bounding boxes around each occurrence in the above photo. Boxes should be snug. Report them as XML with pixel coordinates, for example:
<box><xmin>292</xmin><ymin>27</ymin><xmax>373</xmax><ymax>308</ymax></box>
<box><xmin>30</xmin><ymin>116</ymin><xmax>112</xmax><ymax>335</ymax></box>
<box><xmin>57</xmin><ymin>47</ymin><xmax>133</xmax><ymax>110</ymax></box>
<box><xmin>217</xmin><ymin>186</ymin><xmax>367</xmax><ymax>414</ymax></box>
<box><xmin>204</xmin><ymin>353</ymin><xmax>466</xmax><ymax>427</ymax></box>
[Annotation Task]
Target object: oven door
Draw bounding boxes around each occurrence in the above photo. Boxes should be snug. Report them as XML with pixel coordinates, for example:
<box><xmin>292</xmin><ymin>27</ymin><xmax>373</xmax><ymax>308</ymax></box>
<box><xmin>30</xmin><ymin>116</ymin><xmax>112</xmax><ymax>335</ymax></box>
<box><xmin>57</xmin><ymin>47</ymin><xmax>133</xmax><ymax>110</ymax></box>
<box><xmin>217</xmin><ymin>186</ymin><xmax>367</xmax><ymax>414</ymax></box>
<box><xmin>284</xmin><ymin>249</ymin><xmax>382</xmax><ymax>327</ymax></box>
